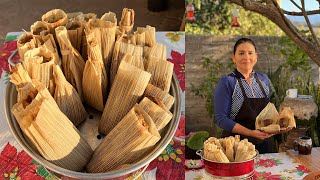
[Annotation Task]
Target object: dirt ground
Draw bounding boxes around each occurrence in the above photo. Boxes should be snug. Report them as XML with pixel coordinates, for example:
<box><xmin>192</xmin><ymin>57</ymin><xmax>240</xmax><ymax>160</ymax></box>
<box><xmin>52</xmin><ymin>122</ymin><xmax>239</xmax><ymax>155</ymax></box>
<box><xmin>0</xmin><ymin>0</ymin><xmax>184</xmax><ymax>44</ymax></box>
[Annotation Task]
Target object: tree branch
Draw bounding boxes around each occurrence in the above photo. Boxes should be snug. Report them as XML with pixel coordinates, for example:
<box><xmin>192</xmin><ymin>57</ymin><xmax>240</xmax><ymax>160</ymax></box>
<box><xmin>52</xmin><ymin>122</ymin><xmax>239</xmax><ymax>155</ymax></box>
<box><xmin>289</xmin><ymin>0</ymin><xmax>302</xmax><ymax>10</ymax></box>
<box><xmin>282</xmin><ymin>9</ymin><xmax>320</xmax><ymax>16</ymax></box>
<box><xmin>301</xmin><ymin>0</ymin><xmax>320</xmax><ymax>48</ymax></box>
<box><xmin>229</xmin><ymin>0</ymin><xmax>320</xmax><ymax>66</ymax></box>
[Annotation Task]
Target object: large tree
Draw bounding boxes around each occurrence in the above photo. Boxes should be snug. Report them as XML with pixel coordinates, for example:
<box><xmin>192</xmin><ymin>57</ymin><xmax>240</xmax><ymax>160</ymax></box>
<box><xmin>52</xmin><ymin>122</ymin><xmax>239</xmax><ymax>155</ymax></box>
<box><xmin>229</xmin><ymin>0</ymin><xmax>320</xmax><ymax>65</ymax></box>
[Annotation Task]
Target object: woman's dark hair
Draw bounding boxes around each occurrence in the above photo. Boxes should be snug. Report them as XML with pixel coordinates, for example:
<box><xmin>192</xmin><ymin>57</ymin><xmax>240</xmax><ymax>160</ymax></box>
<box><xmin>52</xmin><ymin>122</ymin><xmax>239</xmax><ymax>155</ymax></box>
<box><xmin>233</xmin><ymin>38</ymin><xmax>257</xmax><ymax>54</ymax></box>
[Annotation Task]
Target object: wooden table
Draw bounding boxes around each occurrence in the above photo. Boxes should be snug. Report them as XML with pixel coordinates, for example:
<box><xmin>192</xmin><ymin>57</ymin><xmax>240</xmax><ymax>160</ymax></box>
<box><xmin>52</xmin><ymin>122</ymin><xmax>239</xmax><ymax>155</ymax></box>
<box><xmin>287</xmin><ymin>147</ymin><xmax>320</xmax><ymax>172</ymax></box>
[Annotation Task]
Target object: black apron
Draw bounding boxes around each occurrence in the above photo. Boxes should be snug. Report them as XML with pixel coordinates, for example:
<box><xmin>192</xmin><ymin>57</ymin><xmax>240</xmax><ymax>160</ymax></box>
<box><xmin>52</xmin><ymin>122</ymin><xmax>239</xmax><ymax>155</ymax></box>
<box><xmin>221</xmin><ymin>70</ymin><xmax>274</xmax><ymax>154</ymax></box>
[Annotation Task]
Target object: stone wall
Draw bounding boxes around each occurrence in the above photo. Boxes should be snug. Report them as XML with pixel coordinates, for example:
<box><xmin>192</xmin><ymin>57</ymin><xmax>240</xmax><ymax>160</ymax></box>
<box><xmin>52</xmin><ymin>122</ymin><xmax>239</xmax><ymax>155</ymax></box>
<box><xmin>185</xmin><ymin>35</ymin><xmax>286</xmax><ymax>135</ymax></box>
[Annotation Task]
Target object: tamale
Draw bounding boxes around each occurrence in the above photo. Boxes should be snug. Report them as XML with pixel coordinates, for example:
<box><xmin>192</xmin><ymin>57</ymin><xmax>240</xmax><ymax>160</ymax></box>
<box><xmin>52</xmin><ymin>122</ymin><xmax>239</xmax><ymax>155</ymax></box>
<box><xmin>101</xmin><ymin>11</ymin><xmax>117</xmax><ymax>25</ymax></box>
<box><xmin>66</xmin><ymin>19</ymin><xmax>83</xmax><ymax>54</ymax></box>
<box><xmin>82</xmin><ymin>30</ymin><xmax>108</xmax><ymax>111</ymax></box>
<box><xmin>41</xmin><ymin>9</ymin><xmax>68</xmax><ymax>34</ymax></box>
<box><xmin>33</xmin><ymin>34</ymin><xmax>60</xmax><ymax>65</ymax></box>
<box><xmin>139</xmin><ymin>97</ymin><xmax>172</xmax><ymax>131</ymax></box>
<box><xmin>11</xmin><ymin>80</ymin><xmax>93</xmax><ymax>172</ymax></box>
<box><xmin>99</xmin><ymin>61</ymin><xmax>151</xmax><ymax>135</ymax></box>
<box><xmin>119</xmin><ymin>8</ymin><xmax>134</xmax><ymax>33</ymax></box>
<box><xmin>144</xmin><ymin>43</ymin><xmax>166</xmax><ymax>69</ymax></box>
<box><xmin>53</xmin><ymin>65</ymin><xmax>87</xmax><ymax>126</ymax></box>
<box><xmin>86</xmin><ymin>18</ymin><xmax>116</xmax><ymax>75</ymax></box>
<box><xmin>110</xmin><ymin>41</ymin><xmax>143</xmax><ymax>85</ymax></box>
<box><xmin>143</xmin><ymin>83</ymin><xmax>175</xmax><ymax>110</ymax></box>
<box><xmin>121</xmin><ymin>53</ymin><xmax>144</xmax><ymax>70</ymax></box>
<box><xmin>55</xmin><ymin>26</ymin><xmax>85</xmax><ymax>101</ymax></box>
<box><xmin>136</xmin><ymin>25</ymin><xmax>156</xmax><ymax>47</ymax></box>
<box><xmin>30</xmin><ymin>21</ymin><xmax>50</xmax><ymax>37</ymax></box>
<box><xmin>78</xmin><ymin>13</ymin><xmax>97</xmax><ymax>60</ymax></box>
<box><xmin>17</xmin><ymin>33</ymin><xmax>37</xmax><ymax>61</ymax></box>
<box><xmin>67</xmin><ymin>12</ymin><xmax>83</xmax><ymax>20</ymax></box>
<box><xmin>22</xmin><ymin>47</ymin><xmax>56</xmax><ymax>94</ymax></box>
<box><xmin>87</xmin><ymin>104</ymin><xmax>160</xmax><ymax>173</ymax></box>
<box><xmin>146</xmin><ymin>58</ymin><xmax>173</xmax><ymax>93</ymax></box>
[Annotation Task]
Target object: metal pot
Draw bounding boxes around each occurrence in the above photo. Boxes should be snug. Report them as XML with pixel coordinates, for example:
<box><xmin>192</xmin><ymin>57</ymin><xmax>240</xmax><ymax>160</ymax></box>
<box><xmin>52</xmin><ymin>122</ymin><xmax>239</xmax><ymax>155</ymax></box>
<box><xmin>5</xmin><ymin>75</ymin><xmax>181</xmax><ymax>179</ymax></box>
<box><xmin>196</xmin><ymin>149</ymin><xmax>258</xmax><ymax>179</ymax></box>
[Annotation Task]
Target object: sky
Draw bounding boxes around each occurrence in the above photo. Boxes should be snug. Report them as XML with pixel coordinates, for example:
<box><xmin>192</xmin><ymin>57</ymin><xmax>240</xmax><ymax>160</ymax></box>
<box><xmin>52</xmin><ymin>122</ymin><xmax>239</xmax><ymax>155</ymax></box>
<box><xmin>282</xmin><ymin>0</ymin><xmax>320</xmax><ymax>24</ymax></box>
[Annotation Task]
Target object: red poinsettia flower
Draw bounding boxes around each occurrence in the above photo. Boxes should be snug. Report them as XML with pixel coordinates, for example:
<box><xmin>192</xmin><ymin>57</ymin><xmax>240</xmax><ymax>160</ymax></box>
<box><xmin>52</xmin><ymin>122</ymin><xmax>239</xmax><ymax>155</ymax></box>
<box><xmin>0</xmin><ymin>40</ymin><xmax>20</xmax><ymax>78</ymax></box>
<box><xmin>256</xmin><ymin>158</ymin><xmax>278</xmax><ymax>168</ymax></box>
<box><xmin>167</xmin><ymin>50</ymin><xmax>185</xmax><ymax>92</ymax></box>
<box><xmin>254</xmin><ymin>171</ymin><xmax>282</xmax><ymax>180</ymax></box>
<box><xmin>174</xmin><ymin>115</ymin><xmax>185</xmax><ymax>138</ymax></box>
<box><xmin>296</xmin><ymin>165</ymin><xmax>311</xmax><ymax>173</ymax></box>
<box><xmin>0</xmin><ymin>143</ymin><xmax>44</xmax><ymax>180</ymax></box>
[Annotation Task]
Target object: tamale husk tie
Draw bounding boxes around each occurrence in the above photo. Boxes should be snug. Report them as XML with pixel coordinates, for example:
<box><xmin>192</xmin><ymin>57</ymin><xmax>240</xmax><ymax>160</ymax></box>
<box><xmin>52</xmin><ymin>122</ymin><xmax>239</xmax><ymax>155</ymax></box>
<box><xmin>53</xmin><ymin>65</ymin><xmax>87</xmax><ymax>126</ymax></box>
<box><xmin>139</xmin><ymin>97</ymin><xmax>173</xmax><ymax>131</ymax></box>
<box><xmin>17</xmin><ymin>33</ymin><xmax>37</xmax><ymax>61</ymax></box>
<box><xmin>110</xmin><ymin>41</ymin><xmax>143</xmax><ymax>86</ymax></box>
<box><xmin>55</xmin><ymin>26</ymin><xmax>85</xmax><ymax>101</ymax></box>
<box><xmin>82</xmin><ymin>30</ymin><xmax>108</xmax><ymax>111</ymax></box>
<box><xmin>22</xmin><ymin>47</ymin><xmax>56</xmax><ymax>94</ymax></box>
<box><xmin>11</xmin><ymin>84</ymin><xmax>93</xmax><ymax>172</ymax></box>
<box><xmin>136</xmin><ymin>25</ymin><xmax>156</xmax><ymax>47</ymax></box>
<box><xmin>87</xmin><ymin>104</ymin><xmax>160</xmax><ymax>173</ymax></box>
<box><xmin>86</xmin><ymin>18</ymin><xmax>117</xmax><ymax>73</ymax></box>
<box><xmin>30</xmin><ymin>21</ymin><xmax>51</xmax><ymax>37</ymax></box>
<box><xmin>143</xmin><ymin>83</ymin><xmax>175</xmax><ymax>110</ymax></box>
<box><xmin>34</xmin><ymin>34</ymin><xmax>60</xmax><ymax>65</ymax></box>
<box><xmin>121</xmin><ymin>53</ymin><xmax>144</xmax><ymax>70</ymax></box>
<box><xmin>66</xmin><ymin>19</ymin><xmax>84</xmax><ymax>54</ymax></box>
<box><xmin>41</xmin><ymin>9</ymin><xmax>68</xmax><ymax>34</ymax></box>
<box><xmin>99</xmin><ymin>61</ymin><xmax>151</xmax><ymax>135</ymax></box>
<box><xmin>146</xmin><ymin>58</ymin><xmax>173</xmax><ymax>93</ymax></box>
<box><xmin>119</xmin><ymin>8</ymin><xmax>134</xmax><ymax>34</ymax></box>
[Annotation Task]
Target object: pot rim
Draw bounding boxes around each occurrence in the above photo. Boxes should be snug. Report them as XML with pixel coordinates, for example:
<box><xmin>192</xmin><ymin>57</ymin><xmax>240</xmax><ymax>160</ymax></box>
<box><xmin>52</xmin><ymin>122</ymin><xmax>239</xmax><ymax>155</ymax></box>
<box><xmin>5</xmin><ymin>73</ymin><xmax>181</xmax><ymax>179</ymax></box>
<box><xmin>196</xmin><ymin>149</ymin><xmax>259</xmax><ymax>164</ymax></box>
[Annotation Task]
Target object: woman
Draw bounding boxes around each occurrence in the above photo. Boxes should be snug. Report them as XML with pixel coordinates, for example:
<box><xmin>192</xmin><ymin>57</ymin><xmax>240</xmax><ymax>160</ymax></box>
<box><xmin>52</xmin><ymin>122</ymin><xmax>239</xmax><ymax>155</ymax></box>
<box><xmin>214</xmin><ymin>38</ymin><xmax>275</xmax><ymax>154</ymax></box>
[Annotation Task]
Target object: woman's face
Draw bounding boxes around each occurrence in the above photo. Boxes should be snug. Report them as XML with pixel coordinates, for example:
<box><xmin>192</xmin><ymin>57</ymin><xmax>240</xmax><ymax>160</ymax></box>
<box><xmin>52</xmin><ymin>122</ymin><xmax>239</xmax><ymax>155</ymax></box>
<box><xmin>232</xmin><ymin>42</ymin><xmax>257</xmax><ymax>73</ymax></box>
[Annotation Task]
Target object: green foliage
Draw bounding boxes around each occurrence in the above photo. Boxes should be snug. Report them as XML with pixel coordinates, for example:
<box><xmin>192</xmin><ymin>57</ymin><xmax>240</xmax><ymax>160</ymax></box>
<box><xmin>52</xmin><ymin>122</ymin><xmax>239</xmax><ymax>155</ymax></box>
<box><xmin>186</xmin><ymin>131</ymin><xmax>210</xmax><ymax>150</ymax></box>
<box><xmin>186</xmin><ymin>2</ymin><xmax>284</xmax><ymax>36</ymax></box>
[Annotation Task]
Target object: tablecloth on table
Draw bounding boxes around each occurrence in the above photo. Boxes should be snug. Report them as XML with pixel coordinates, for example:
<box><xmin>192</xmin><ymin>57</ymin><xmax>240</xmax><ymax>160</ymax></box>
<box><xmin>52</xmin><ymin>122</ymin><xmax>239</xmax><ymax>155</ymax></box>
<box><xmin>185</xmin><ymin>152</ymin><xmax>312</xmax><ymax>180</ymax></box>
<box><xmin>0</xmin><ymin>32</ymin><xmax>185</xmax><ymax>180</ymax></box>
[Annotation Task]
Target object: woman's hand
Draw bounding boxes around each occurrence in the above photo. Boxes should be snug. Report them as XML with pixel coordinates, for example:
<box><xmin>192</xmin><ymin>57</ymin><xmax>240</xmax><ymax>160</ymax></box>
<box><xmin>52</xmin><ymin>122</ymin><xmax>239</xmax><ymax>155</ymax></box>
<box><xmin>252</xmin><ymin>130</ymin><xmax>274</xmax><ymax>140</ymax></box>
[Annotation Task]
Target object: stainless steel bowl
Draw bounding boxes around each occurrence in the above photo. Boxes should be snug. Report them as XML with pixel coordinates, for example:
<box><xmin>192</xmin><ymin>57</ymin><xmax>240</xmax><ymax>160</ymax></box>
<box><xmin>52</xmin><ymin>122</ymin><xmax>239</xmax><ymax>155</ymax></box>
<box><xmin>5</xmin><ymin>74</ymin><xmax>181</xmax><ymax>179</ymax></box>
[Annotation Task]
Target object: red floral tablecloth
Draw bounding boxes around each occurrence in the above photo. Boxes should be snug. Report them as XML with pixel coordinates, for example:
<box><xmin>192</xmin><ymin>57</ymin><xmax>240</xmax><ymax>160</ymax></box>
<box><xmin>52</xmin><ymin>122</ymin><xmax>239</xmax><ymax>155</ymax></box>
<box><xmin>185</xmin><ymin>152</ymin><xmax>312</xmax><ymax>180</ymax></box>
<box><xmin>0</xmin><ymin>32</ymin><xmax>185</xmax><ymax>180</ymax></box>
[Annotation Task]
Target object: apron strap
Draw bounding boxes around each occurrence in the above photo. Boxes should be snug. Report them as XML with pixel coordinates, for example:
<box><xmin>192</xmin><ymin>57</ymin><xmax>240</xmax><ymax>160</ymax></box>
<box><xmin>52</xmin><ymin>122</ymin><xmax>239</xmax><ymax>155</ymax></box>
<box><xmin>254</xmin><ymin>73</ymin><xmax>267</xmax><ymax>97</ymax></box>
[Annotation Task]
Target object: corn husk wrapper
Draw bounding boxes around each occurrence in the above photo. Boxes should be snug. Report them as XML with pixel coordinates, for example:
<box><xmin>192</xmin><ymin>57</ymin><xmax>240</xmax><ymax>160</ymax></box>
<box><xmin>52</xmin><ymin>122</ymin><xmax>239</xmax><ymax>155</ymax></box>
<box><xmin>66</xmin><ymin>19</ymin><xmax>83</xmax><ymax>54</ymax></box>
<box><xmin>119</xmin><ymin>8</ymin><xmax>134</xmax><ymax>33</ymax></box>
<box><xmin>87</xmin><ymin>104</ymin><xmax>160</xmax><ymax>172</ymax></box>
<box><xmin>78</xmin><ymin>13</ymin><xmax>97</xmax><ymax>60</ymax></box>
<box><xmin>86</xmin><ymin>18</ymin><xmax>117</xmax><ymax>75</ymax></box>
<box><xmin>30</xmin><ymin>21</ymin><xmax>51</xmax><ymax>37</ymax></box>
<box><xmin>146</xmin><ymin>58</ymin><xmax>173</xmax><ymax>93</ymax></box>
<box><xmin>53</xmin><ymin>65</ymin><xmax>87</xmax><ymax>126</ymax></box>
<box><xmin>9</xmin><ymin>63</ymin><xmax>35</xmax><ymax>102</ymax></box>
<box><xmin>278</xmin><ymin>107</ymin><xmax>296</xmax><ymax>131</ymax></box>
<box><xmin>22</xmin><ymin>47</ymin><xmax>56</xmax><ymax>94</ymax></box>
<box><xmin>121</xmin><ymin>53</ymin><xmax>144</xmax><ymax>70</ymax></box>
<box><xmin>256</xmin><ymin>103</ymin><xmax>279</xmax><ymax>128</ymax></box>
<box><xmin>143</xmin><ymin>83</ymin><xmax>175</xmax><ymax>110</ymax></box>
<box><xmin>17</xmin><ymin>33</ymin><xmax>37</xmax><ymax>61</ymax></box>
<box><xmin>136</xmin><ymin>25</ymin><xmax>156</xmax><ymax>47</ymax></box>
<box><xmin>110</xmin><ymin>41</ymin><xmax>143</xmax><ymax>85</ymax></box>
<box><xmin>139</xmin><ymin>97</ymin><xmax>172</xmax><ymax>131</ymax></box>
<box><xmin>55</xmin><ymin>26</ymin><xmax>85</xmax><ymax>101</ymax></box>
<box><xmin>101</xmin><ymin>11</ymin><xmax>117</xmax><ymax>25</ymax></box>
<box><xmin>33</xmin><ymin>34</ymin><xmax>60</xmax><ymax>65</ymax></box>
<box><xmin>41</xmin><ymin>9</ymin><xmax>68</xmax><ymax>34</ymax></box>
<box><xmin>82</xmin><ymin>30</ymin><xmax>108</xmax><ymax>111</ymax></box>
<box><xmin>11</xmin><ymin>80</ymin><xmax>93</xmax><ymax>171</ymax></box>
<box><xmin>99</xmin><ymin>61</ymin><xmax>151</xmax><ymax>135</ymax></box>
<box><xmin>144</xmin><ymin>43</ymin><xmax>166</xmax><ymax>69</ymax></box>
